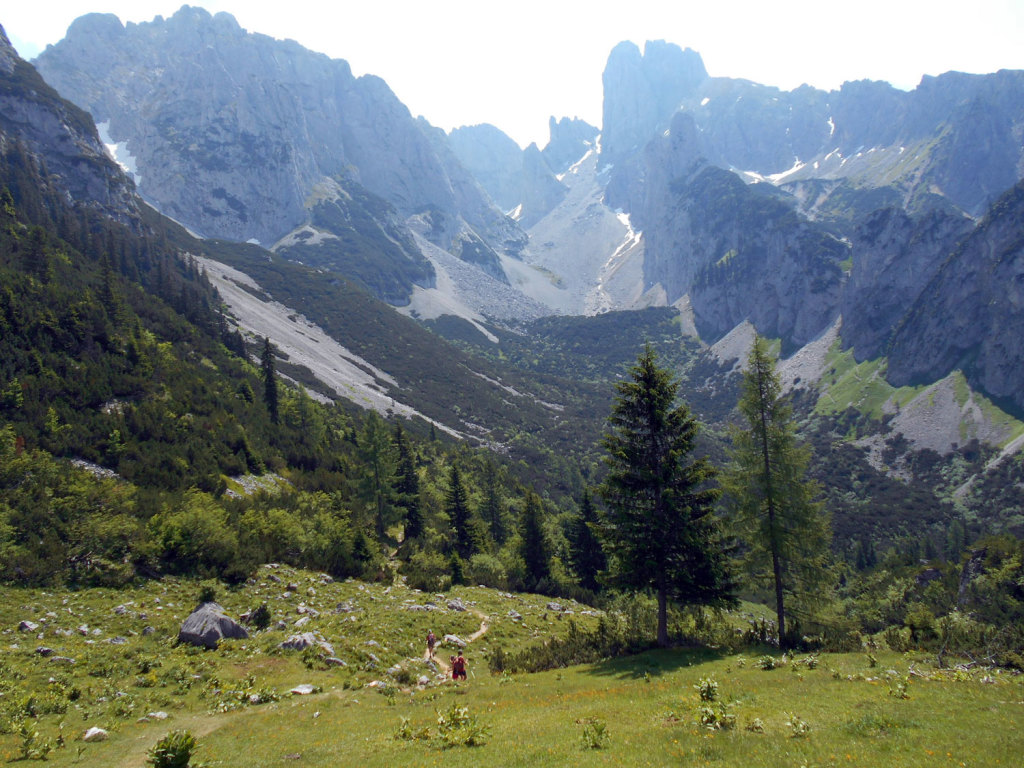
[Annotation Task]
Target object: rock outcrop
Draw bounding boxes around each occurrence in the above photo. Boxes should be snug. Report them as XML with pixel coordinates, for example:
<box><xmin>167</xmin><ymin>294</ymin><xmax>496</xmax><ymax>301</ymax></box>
<box><xmin>0</xmin><ymin>24</ymin><xmax>139</xmax><ymax>227</ymax></box>
<box><xmin>178</xmin><ymin>602</ymin><xmax>249</xmax><ymax>649</ymax></box>
<box><xmin>887</xmin><ymin>181</ymin><xmax>1024</xmax><ymax>412</ymax></box>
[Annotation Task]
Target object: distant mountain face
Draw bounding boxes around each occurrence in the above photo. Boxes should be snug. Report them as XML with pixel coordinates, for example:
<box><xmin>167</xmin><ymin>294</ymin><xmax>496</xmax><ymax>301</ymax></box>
<box><xmin>34</xmin><ymin>6</ymin><xmax>525</xmax><ymax>304</ymax></box>
<box><xmin>0</xmin><ymin>26</ymin><xmax>138</xmax><ymax>227</ymax></box>
<box><xmin>595</xmin><ymin>40</ymin><xmax>1024</xmax><ymax>412</ymax></box>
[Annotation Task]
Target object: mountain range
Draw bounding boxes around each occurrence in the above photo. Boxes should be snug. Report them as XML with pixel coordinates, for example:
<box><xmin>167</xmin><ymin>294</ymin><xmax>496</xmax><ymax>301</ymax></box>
<box><xmin>3</xmin><ymin>7</ymin><xmax>1024</xmax><ymax>547</ymax></box>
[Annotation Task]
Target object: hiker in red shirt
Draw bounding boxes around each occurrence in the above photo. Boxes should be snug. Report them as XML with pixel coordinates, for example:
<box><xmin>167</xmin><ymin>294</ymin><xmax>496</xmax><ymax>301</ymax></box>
<box><xmin>451</xmin><ymin>651</ymin><xmax>467</xmax><ymax>681</ymax></box>
<box><xmin>426</xmin><ymin>630</ymin><xmax>436</xmax><ymax>658</ymax></box>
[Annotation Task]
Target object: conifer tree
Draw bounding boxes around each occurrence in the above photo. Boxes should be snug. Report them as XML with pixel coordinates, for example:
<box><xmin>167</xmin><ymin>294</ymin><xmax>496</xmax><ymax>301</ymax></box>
<box><xmin>479</xmin><ymin>463</ymin><xmax>507</xmax><ymax>544</ymax></box>
<box><xmin>519</xmin><ymin>491</ymin><xmax>551</xmax><ymax>591</ymax></box>
<box><xmin>445</xmin><ymin>465</ymin><xmax>475</xmax><ymax>559</ymax></box>
<box><xmin>599</xmin><ymin>344</ymin><xmax>735</xmax><ymax>646</ymax></box>
<box><xmin>722</xmin><ymin>335</ymin><xmax>830</xmax><ymax>647</ymax></box>
<box><xmin>357</xmin><ymin>412</ymin><xmax>398</xmax><ymax>540</ymax></box>
<box><xmin>260</xmin><ymin>336</ymin><xmax>279</xmax><ymax>423</ymax></box>
<box><xmin>393</xmin><ymin>423</ymin><xmax>423</xmax><ymax>541</ymax></box>
<box><xmin>567</xmin><ymin>487</ymin><xmax>606</xmax><ymax>593</ymax></box>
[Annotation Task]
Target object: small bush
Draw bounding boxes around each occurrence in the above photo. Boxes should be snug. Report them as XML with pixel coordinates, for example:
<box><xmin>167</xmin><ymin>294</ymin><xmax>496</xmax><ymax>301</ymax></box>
<box><xmin>579</xmin><ymin>717</ymin><xmax>610</xmax><ymax>749</ymax></box>
<box><xmin>196</xmin><ymin>581</ymin><xmax>218</xmax><ymax>606</ymax></box>
<box><xmin>785</xmin><ymin>712</ymin><xmax>810</xmax><ymax>738</ymax></box>
<box><xmin>435</xmin><ymin>704</ymin><xmax>489</xmax><ymax>748</ymax></box>
<box><xmin>756</xmin><ymin>655</ymin><xmax>777</xmax><ymax>670</ymax></box>
<box><xmin>695</xmin><ymin>676</ymin><xmax>718</xmax><ymax>702</ymax></box>
<box><xmin>249</xmin><ymin>602</ymin><xmax>271</xmax><ymax>631</ymax></box>
<box><xmin>147</xmin><ymin>730</ymin><xmax>199</xmax><ymax>768</ymax></box>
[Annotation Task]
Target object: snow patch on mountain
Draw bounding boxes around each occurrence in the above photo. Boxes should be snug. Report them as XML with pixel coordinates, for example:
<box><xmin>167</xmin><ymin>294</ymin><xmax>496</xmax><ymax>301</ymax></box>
<box><xmin>96</xmin><ymin>121</ymin><xmax>141</xmax><ymax>185</ymax></box>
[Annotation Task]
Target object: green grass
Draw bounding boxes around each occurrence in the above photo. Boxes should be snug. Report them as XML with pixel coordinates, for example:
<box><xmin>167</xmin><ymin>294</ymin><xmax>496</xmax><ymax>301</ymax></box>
<box><xmin>2</xmin><ymin>577</ymin><xmax>1022</xmax><ymax>767</ymax></box>
<box><xmin>813</xmin><ymin>342</ymin><xmax>926</xmax><ymax>421</ymax></box>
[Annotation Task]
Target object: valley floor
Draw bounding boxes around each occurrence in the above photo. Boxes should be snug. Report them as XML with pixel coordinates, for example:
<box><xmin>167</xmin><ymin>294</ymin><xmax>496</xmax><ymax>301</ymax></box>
<box><xmin>2</xmin><ymin>577</ymin><xmax>1021</xmax><ymax>767</ymax></box>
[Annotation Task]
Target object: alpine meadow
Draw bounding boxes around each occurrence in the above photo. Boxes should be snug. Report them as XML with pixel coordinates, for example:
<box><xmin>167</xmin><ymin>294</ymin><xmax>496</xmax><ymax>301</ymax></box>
<box><xmin>2</xmin><ymin>7</ymin><xmax>1024</xmax><ymax>767</ymax></box>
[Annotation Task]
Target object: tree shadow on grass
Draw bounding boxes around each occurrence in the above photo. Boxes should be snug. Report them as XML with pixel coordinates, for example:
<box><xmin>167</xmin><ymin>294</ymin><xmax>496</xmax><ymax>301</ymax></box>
<box><xmin>583</xmin><ymin>645</ymin><xmax>730</xmax><ymax>680</ymax></box>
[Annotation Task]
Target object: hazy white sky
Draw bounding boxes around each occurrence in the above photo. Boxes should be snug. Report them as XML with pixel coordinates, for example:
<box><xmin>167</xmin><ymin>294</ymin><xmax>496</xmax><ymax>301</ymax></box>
<box><xmin>5</xmin><ymin>1</ymin><xmax>1024</xmax><ymax>148</ymax></box>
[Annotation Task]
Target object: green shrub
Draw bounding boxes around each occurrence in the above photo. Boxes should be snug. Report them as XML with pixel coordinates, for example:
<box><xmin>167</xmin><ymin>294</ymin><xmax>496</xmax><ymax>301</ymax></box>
<box><xmin>695</xmin><ymin>676</ymin><xmax>718</xmax><ymax>702</ymax></box>
<box><xmin>249</xmin><ymin>602</ymin><xmax>271</xmax><ymax>631</ymax></box>
<box><xmin>579</xmin><ymin>717</ymin><xmax>609</xmax><ymax>749</ymax></box>
<box><xmin>403</xmin><ymin>550</ymin><xmax>451</xmax><ymax>592</ymax></box>
<box><xmin>147</xmin><ymin>730</ymin><xmax>199</xmax><ymax>768</ymax></box>
<box><xmin>435</xmin><ymin>704</ymin><xmax>488</xmax><ymax>748</ymax></box>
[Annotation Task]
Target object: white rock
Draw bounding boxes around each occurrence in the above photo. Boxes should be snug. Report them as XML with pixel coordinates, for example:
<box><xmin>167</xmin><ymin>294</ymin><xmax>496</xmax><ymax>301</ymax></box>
<box><xmin>290</xmin><ymin>684</ymin><xmax>316</xmax><ymax>695</ymax></box>
<box><xmin>83</xmin><ymin>727</ymin><xmax>108</xmax><ymax>742</ymax></box>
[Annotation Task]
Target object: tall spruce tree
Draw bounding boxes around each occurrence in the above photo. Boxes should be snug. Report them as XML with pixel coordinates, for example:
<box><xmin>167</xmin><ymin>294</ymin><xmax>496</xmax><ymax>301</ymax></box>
<box><xmin>599</xmin><ymin>344</ymin><xmax>735</xmax><ymax>646</ymax></box>
<box><xmin>519</xmin><ymin>491</ymin><xmax>551</xmax><ymax>591</ymax></box>
<box><xmin>445</xmin><ymin>465</ymin><xmax>475</xmax><ymax>559</ymax></box>
<box><xmin>722</xmin><ymin>335</ymin><xmax>830</xmax><ymax>647</ymax></box>
<box><xmin>260</xmin><ymin>336</ymin><xmax>279</xmax><ymax>424</ymax></box>
<box><xmin>567</xmin><ymin>488</ymin><xmax>606</xmax><ymax>593</ymax></box>
<box><xmin>479</xmin><ymin>463</ymin><xmax>507</xmax><ymax>544</ymax></box>
<box><xmin>393</xmin><ymin>423</ymin><xmax>423</xmax><ymax>541</ymax></box>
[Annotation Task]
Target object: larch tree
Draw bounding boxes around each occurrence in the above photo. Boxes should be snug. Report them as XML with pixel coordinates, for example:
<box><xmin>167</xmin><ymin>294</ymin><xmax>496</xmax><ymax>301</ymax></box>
<box><xmin>599</xmin><ymin>344</ymin><xmax>736</xmax><ymax>647</ymax></box>
<box><xmin>722</xmin><ymin>335</ymin><xmax>830</xmax><ymax>647</ymax></box>
<box><xmin>356</xmin><ymin>412</ymin><xmax>399</xmax><ymax>541</ymax></box>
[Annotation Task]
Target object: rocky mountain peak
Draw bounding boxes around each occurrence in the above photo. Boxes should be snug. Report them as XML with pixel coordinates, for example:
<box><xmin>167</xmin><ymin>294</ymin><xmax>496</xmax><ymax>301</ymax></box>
<box><xmin>34</xmin><ymin>5</ymin><xmax>523</xmax><ymax>306</ymax></box>
<box><xmin>542</xmin><ymin>116</ymin><xmax>598</xmax><ymax>174</ymax></box>
<box><xmin>600</xmin><ymin>40</ymin><xmax>708</xmax><ymax>166</ymax></box>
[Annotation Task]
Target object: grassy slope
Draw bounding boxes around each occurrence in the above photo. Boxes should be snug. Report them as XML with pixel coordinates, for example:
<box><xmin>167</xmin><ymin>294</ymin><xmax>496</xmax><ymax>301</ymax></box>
<box><xmin>2</xmin><ymin>577</ymin><xmax>1021</xmax><ymax>767</ymax></box>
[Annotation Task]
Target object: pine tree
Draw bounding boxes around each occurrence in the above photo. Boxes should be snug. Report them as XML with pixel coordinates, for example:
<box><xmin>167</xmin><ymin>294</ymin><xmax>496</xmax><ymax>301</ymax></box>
<box><xmin>567</xmin><ymin>487</ymin><xmax>606</xmax><ymax>593</ymax></box>
<box><xmin>260</xmin><ymin>336</ymin><xmax>279</xmax><ymax>424</ymax></box>
<box><xmin>722</xmin><ymin>335</ymin><xmax>830</xmax><ymax>647</ymax></box>
<box><xmin>599</xmin><ymin>344</ymin><xmax>735</xmax><ymax>646</ymax></box>
<box><xmin>519</xmin><ymin>491</ymin><xmax>551</xmax><ymax>591</ymax></box>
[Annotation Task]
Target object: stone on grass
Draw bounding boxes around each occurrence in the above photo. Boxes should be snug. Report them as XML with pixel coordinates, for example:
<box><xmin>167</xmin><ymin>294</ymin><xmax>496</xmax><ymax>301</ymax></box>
<box><xmin>290</xmin><ymin>684</ymin><xmax>317</xmax><ymax>695</ymax></box>
<box><xmin>83</xmin><ymin>727</ymin><xmax>108</xmax><ymax>742</ymax></box>
<box><xmin>447</xmin><ymin>598</ymin><xmax>467</xmax><ymax>612</ymax></box>
<box><xmin>18</xmin><ymin>620</ymin><xmax>39</xmax><ymax>632</ymax></box>
<box><xmin>279</xmin><ymin>632</ymin><xmax>335</xmax><ymax>656</ymax></box>
<box><xmin>177</xmin><ymin>602</ymin><xmax>249</xmax><ymax>649</ymax></box>
<box><xmin>443</xmin><ymin>634</ymin><xmax>467</xmax><ymax>648</ymax></box>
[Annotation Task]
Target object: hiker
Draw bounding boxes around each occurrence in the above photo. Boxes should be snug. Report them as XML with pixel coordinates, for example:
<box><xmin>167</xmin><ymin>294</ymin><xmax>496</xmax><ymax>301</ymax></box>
<box><xmin>451</xmin><ymin>650</ymin><xmax>467</xmax><ymax>681</ymax></box>
<box><xmin>426</xmin><ymin>629</ymin><xmax>436</xmax><ymax>658</ymax></box>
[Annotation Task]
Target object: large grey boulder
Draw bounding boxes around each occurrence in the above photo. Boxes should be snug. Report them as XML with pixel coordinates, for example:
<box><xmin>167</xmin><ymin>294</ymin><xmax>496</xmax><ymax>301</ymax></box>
<box><xmin>178</xmin><ymin>602</ymin><xmax>248</xmax><ymax>649</ymax></box>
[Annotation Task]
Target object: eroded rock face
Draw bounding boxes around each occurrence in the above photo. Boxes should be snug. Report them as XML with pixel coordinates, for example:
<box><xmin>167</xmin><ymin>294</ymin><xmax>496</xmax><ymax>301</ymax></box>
<box><xmin>34</xmin><ymin>7</ymin><xmax>521</xmax><ymax>258</ymax></box>
<box><xmin>887</xmin><ymin>181</ymin><xmax>1024</xmax><ymax>412</ymax></box>
<box><xmin>0</xmin><ymin>24</ymin><xmax>139</xmax><ymax>227</ymax></box>
<box><xmin>841</xmin><ymin>206</ymin><xmax>973</xmax><ymax>359</ymax></box>
<box><xmin>178</xmin><ymin>602</ymin><xmax>248</xmax><ymax>649</ymax></box>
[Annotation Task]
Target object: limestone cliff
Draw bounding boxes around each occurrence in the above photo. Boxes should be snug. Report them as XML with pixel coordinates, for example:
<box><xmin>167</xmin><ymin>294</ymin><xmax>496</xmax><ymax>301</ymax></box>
<box><xmin>34</xmin><ymin>7</ymin><xmax>524</xmax><ymax>302</ymax></box>
<box><xmin>0</xmin><ymin>24</ymin><xmax>138</xmax><ymax>226</ymax></box>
